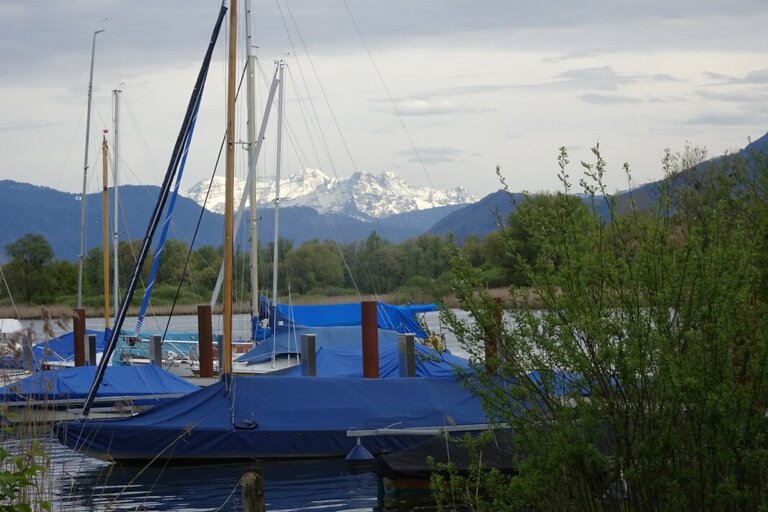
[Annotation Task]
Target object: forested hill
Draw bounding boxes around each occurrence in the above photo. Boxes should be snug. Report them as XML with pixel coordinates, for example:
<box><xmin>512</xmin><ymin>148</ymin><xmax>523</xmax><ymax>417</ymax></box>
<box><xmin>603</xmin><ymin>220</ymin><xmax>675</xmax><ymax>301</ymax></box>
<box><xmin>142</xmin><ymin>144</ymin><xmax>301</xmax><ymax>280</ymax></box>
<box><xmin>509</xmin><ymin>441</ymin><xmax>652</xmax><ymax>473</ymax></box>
<box><xmin>0</xmin><ymin>182</ymin><xmax>459</xmax><ymax>259</ymax></box>
<box><xmin>430</xmin><ymin>133</ymin><xmax>768</xmax><ymax>241</ymax></box>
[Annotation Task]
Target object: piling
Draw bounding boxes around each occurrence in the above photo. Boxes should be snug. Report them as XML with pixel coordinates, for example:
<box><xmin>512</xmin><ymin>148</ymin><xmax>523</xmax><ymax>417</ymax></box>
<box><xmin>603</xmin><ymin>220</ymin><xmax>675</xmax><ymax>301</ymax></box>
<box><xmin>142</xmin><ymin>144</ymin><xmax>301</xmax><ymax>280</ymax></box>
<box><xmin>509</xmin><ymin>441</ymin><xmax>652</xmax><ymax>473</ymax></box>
<box><xmin>484</xmin><ymin>298</ymin><xmax>502</xmax><ymax>374</ymax></box>
<box><xmin>300</xmin><ymin>334</ymin><xmax>316</xmax><ymax>376</ymax></box>
<box><xmin>85</xmin><ymin>334</ymin><xmax>97</xmax><ymax>366</ymax></box>
<box><xmin>73</xmin><ymin>308</ymin><xmax>86</xmax><ymax>367</ymax></box>
<box><xmin>397</xmin><ymin>333</ymin><xmax>416</xmax><ymax>377</ymax></box>
<box><xmin>149</xmin><ymin>335</ymin><xmax>163</xmax><ymax>366</ymax></box>
<box><xmin>361</xmin><ymin>301</ymin><xmax>379</xmax><ymax>378</ymax></box>
<box><xmin>241</xmin><ymin>467</ymin><xmax>265</xmax><ymax>512</ymax></box>
<box><xmin>197</xmin><ymin>304</ymin><xmax>214</xmax><ymax>378</ymax></box>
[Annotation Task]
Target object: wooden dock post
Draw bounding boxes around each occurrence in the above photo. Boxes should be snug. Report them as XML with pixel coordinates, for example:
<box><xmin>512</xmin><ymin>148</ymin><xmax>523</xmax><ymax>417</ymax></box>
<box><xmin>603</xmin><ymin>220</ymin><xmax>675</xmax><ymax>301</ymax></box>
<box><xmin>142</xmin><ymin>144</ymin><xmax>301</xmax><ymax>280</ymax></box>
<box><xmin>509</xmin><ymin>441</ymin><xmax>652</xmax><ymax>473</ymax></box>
<box><xmin>397</xmin><ymin>333</ymin><xmax>416</xmax><ymax>377</ymax></box>
<box><xmin>197</xmin><ymin>304</ymin><xmax>214</xmax><ymax>378</ymax></box>
<box><xmin>85</xmin><ymin>334</ymin><xmax>97</xmax><ymax>366</ymax></box>
<box><xmin>241</xmin><ymin>467</ymin><xmax>264</xmax><ymax>512</ymax></box>
<box><xmin>300</xmin><ymin>334</ymin><xmax>316</xmax><ymax>376</ymax></box>
<box><xmin>484</xmin><ymin>297</ymin><xmax>502</xmax><ymax>374</ymax></box>
<box><xmin>149</xmin><ymin>335</ymin><xmax>163</xmax><ymax>366</ymax></box>
<box><xmin>73</xmin><ymin>308</ymin><xmax>86</xmax><ymax>367</ymax></box>
<box><xmin>361</xmin><ymin>301</ymin><xmax>379</xmax><ymax>378</ymax></box>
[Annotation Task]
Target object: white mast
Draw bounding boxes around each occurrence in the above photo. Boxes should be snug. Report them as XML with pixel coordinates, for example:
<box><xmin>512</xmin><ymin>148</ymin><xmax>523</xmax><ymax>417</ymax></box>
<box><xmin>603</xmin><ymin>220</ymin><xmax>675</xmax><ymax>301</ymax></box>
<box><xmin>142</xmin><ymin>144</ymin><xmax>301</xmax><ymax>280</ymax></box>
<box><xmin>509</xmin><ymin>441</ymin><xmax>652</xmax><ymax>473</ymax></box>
<box><xmin>112</xmin><ymin>88</ymin><xmax>121</xmax><ymax>320</ymax></box>
<box><xmin>270</xmin><ymin>59</ymin><xmax>285</xmax><ymax>367</ymax></box>
<box><xmin>76</xmin><ymin>28</ymin><xmax>104</xmax><ymax>308</ymax></box>
<box><xmin>244</xmin><ymin>0</ymin><xmax>259</xmax><ymax>322</ymax></box>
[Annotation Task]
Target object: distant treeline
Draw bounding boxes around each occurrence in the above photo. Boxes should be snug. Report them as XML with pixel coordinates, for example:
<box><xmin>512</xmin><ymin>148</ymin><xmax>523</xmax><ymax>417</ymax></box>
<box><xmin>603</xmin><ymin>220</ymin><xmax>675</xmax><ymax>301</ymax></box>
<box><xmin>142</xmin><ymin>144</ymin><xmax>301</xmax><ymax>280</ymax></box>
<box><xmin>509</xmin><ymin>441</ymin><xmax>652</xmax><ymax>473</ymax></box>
<box><xmin>0</xmin><ymin>208</ymin><xmax>547</xmax><ymax>307</ymax></box>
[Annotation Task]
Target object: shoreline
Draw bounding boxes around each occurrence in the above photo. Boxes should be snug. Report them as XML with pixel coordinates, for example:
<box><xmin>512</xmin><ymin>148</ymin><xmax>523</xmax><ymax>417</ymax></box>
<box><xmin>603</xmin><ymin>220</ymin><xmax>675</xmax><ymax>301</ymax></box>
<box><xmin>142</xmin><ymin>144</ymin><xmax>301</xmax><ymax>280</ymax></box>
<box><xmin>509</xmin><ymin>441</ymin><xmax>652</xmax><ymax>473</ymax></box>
<box><xmin>0</xmin><ymin>287</ymin><xmax>536</xmax><ymax>321</ymax></box>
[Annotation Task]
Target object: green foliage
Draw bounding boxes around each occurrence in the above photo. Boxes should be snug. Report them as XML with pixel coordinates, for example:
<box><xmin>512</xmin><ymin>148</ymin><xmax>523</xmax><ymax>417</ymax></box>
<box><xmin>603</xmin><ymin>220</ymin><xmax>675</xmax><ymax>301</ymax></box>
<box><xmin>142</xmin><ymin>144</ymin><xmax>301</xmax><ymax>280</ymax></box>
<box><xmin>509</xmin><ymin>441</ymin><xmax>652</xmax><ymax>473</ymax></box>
<box><xmin>3</xmin><ymin>234</ymin><xmax>54</xmax><ymax>303</ymax></box>
<box><xmin>0</xmin><ymin>442</ymin><xmax>51</xmax><ymax>511</ymax></box>
<box><xmin>439</xmin><ymin>146</ymin><xmax>768</xmax><ymax>511</ymax></box>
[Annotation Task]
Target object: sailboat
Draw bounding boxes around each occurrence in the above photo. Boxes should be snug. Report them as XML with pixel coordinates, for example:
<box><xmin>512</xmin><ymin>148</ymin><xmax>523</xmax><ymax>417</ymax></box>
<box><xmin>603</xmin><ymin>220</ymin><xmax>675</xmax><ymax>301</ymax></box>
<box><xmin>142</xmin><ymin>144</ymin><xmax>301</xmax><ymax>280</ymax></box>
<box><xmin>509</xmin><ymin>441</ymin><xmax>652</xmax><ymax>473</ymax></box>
<box><xmin>55</xmin><ymin>0</ymin><xmax>489</xmax><ymax>462</ymax></box>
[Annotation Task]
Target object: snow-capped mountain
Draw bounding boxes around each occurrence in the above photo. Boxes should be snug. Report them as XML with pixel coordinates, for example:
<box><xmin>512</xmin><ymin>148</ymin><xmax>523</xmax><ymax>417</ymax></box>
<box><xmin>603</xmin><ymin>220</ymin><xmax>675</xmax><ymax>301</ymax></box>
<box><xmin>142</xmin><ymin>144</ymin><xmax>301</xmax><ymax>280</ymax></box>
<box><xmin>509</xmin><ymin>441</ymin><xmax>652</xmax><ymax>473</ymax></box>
<box><xmin>180</xmin><ymin>168</ymin><xmax>476</xmax><ymax>219</ymax></box>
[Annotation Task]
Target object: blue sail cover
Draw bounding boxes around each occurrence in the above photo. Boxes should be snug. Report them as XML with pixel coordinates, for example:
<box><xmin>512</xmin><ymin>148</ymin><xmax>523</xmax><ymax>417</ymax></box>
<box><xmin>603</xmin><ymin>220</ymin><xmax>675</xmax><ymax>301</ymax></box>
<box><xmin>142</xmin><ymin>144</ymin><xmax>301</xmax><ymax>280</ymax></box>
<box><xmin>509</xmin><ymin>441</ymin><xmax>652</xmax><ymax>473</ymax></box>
<box><xmin>0</xmin><ymin>365</ymin><xmax>198</xmax><ymax>402</ymax></box>
<box><xmin>253</xmin><ymin>297</ymin><xmax>436</xmax><ymax>340</ymax></box>
<box><xmin>55</xmin><ymin>374</ymin><xmax>487</xmax><ymax>461</ymax></box>
<box><xmin>26</xmin><ymin>330</ymin><xmax>109</xmax><ymax>369</ymax></box>
<box><xmin>236</xmin><ymin>324</ymin><xmax>469</xmax><ymax>379</ymax></box>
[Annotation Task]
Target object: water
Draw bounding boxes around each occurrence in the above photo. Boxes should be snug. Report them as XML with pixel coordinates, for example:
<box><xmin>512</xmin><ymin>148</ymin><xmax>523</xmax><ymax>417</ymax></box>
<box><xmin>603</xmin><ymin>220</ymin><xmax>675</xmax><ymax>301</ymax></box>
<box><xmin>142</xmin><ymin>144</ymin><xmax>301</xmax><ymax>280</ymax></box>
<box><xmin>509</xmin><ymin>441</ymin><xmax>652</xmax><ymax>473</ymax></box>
<box><xmin>14</xmin><ymin>310</ymin><xmax>469</xmax><ymax>510</ymax></box>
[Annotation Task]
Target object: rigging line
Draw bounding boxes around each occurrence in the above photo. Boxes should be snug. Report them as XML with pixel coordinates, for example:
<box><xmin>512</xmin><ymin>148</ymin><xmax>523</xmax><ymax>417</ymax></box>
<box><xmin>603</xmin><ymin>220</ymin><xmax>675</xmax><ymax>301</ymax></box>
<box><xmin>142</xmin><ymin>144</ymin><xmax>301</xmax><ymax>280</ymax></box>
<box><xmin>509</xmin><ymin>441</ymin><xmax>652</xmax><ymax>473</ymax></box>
<box><xmin>0</xmin><ymin>265</ymin><xmax>21</xmax><ymax>323</ymax></box>
<box><xmin>285</xmin><ymin>63</ymin><xmax>323</xmax><ymax>169</ymax></box>
<box><xmin>278</xmin><ymin>0</ymin><xmax>357</xmax><ymax>173</ymax></box>
<box><xmin>121</xmin><ymin>92</ymin><xmax>162</xmax><ymax>176</ymax></box>
<box><xmin>340</xmin><ymin>0</ymin><xmax>435</xmax><ymax>190</ymax></box>
<box><xmin>54</xmin><ymin>102</ymin><xmax>87</xmax><ymax>191</ymax></box>
<box><xmin>161</xmin><ymin>61</ymin><xmax>248</xmax><ymax>341</ymax></box>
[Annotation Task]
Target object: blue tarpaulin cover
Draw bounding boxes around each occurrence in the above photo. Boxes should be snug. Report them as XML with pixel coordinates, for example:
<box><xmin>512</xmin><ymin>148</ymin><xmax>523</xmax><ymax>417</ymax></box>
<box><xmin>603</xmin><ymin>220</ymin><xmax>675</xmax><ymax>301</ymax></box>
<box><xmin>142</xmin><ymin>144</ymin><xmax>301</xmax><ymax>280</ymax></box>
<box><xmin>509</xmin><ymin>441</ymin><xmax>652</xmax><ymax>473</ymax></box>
<box><xmin>254</xmin><ymin>298</ymin><xmax>436</xmax><ymax>340</ymax></box>
<box><xmin>31</xmin><ymin>330</ymin><xmax>109</xmax><ymax>368</ymax></box>
<box><xmin>56</xmin><ymin>374</ymin><xmax>487</xmax><ymax>461</ymax></box>
<box><xmin>0</xmin><ymin>364</ymin><xmax>198</xmax><ymax>402</ymax></box>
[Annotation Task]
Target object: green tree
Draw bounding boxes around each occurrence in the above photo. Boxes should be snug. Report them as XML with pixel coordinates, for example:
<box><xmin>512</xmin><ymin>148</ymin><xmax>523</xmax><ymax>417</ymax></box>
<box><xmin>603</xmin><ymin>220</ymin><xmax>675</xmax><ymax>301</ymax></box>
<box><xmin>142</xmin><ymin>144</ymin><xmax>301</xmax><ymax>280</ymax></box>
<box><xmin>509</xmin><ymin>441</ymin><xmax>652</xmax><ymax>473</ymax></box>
<box><xmin>439</xmin><ymin>147</ymin><xmax>768</xmax><ymax>511</ymax></box>
<box><xmin>286</xmin><ymin>240</ymin><xmax>344</xmax><ymax>294</ymax></box>
<box><xmin>4</xmin><ymin>233</ymin><xmax>54</xmax><ymax>302</ymax></box>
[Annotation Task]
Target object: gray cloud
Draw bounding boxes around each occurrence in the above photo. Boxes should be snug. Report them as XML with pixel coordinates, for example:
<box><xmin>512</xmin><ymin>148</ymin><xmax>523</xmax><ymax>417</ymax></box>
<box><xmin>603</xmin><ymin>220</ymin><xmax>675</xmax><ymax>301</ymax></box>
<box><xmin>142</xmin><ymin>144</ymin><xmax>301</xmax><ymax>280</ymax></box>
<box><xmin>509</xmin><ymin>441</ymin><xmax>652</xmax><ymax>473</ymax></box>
<box><xmin>400</xmin><ymin>146</ymin><xmax>463</xmax><ymax>166</ymax></box>
<box><xmin>685</xmin><ymin>112</ymin><xmax>761</xmax><ymax>127</ymax></box>
<box><xmin>0</xmin><ymin>120</ymin><xmax>57</xmax><ymax>132</ymax></box>
<box><xmin>556</xmin><ymin>66</ymin><xmax>680</xmax><ymax>91</ymax></box>
<box><xmin>382</xmin><ymin>97</ymin><xmax>493</xmax><ymax>116</ymax></box>
<box><xmin>581</xmin><ymin>93</ymin><xmax>643</xmax><ymax>105</ymax></box>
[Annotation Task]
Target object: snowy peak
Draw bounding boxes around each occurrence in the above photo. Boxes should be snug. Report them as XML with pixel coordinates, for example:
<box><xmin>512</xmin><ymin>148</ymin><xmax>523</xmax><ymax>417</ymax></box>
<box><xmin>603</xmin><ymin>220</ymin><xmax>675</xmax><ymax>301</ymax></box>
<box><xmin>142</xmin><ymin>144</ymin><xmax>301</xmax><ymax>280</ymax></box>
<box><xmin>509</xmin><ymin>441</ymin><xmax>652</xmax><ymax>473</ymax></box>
<box><xmin>180</xmin><ymin>168</ymin><xmax>477</xmax><ymax>219</ymax></box>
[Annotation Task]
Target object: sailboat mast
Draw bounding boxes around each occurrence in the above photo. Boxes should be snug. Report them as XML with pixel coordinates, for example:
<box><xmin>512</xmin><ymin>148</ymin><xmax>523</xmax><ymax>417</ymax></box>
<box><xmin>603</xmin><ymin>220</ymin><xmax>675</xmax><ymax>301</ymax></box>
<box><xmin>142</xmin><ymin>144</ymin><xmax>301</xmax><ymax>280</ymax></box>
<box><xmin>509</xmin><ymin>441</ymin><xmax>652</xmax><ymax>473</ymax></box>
<box><xmin>112</xmin><ymin>89</ymin><xmax>121</xmax><ymax>321</ymax></box>
<box><xmin>245</xmin><ymin>0</ymin><xmax>259</xmax><ymax>322</ymax></box>
<box><xmin>77</xmin><ymin>28</ymin><xmax>105</xmax><ymax>308</ymax></box>
<box><xmin>222</xmin><ymin>0</ymin><xmax>238</xmax><ymax>375</ymax></box>
<box><xmin>270</xmin><ymin>59</ymin><xmax>285</xmax><ymax>367</ymax></box>
<box><xmin>101</xmin><ymin>131</ymin><xmax>110</xmax><ymax>329</ymax></box>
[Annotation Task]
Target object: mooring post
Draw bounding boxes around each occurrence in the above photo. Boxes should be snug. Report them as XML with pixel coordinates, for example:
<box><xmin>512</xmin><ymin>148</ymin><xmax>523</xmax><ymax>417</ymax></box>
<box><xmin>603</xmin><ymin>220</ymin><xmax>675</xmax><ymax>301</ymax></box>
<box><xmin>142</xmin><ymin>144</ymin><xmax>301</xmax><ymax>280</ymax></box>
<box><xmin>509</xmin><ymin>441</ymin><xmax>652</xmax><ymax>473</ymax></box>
<box><xmin>300</xmin><ymin>334</ymin><xmax>316</xmax><ymax>376</ymax></box>
<box><xmin>86</xmin><ymin>334</ymin><xmax>97</xmax><ymax>366</ymax></box>
<box><xmin>241</xmin><ymin>467</ymin><xmax>265</xmax><ymax>512</ymax></box>
<box><xmin>149</xmin><ymin>335</ymin><xmax>163</xmax><ymax>366</ymax></box>
<box><xmin>397</xmin><ymin>333</ymin><xmax>416</xmax><ymax>377</ymax></box>
<box><xmin>74</xmin><ymin>308</ymin><xmax>86</xmax><ymax>367</ymax></box>
<box><xmin>484</xmin><ymin>297</ymin><xmax>502</xmax><ymax>374</ymax></box>
<box><xmin>361</xmin><ymin>301</ymin><xmax>379</xmax><ymax>378</ymax></box>
<box><xmin>197</xmin><ymin>304</ymin><xmax>214</xmax><ymax>378</ymax></box>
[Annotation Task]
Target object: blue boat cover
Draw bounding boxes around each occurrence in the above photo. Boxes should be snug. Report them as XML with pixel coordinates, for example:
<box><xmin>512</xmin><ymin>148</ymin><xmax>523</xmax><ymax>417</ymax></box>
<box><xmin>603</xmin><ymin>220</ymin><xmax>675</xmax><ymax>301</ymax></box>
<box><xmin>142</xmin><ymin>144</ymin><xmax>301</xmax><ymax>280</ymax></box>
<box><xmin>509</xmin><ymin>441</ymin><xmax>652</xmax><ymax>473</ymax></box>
<box><xmin>254</xmin><ymin>297</ymin><xmax>436</xmax><ymax>340</ymax></box>
<box><xmin>30</xmin><ymin>330</ymin><xmax>109</xmax><ymax>368</ymax></box>
<box><xmin>56</xmin><ymin>374</ymin><xmax>487</xmax><ymax>461</ymax></box>
<box><xmin>0</xmin><ymin>364</ymin><xmax>198</xmax><ymax>402</ymax></box>
<box><xmin>274</xmin><ymin>335</ymin><xmax>470</xmax><ymax>379</ymax></box>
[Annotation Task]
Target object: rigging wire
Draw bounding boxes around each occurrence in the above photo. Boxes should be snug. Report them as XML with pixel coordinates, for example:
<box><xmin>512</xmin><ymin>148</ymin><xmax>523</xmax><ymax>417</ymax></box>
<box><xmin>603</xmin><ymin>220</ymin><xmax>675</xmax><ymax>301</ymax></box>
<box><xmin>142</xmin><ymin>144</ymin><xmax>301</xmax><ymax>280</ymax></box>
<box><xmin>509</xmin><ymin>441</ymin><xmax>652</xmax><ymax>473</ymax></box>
<box><xmin>340</xmin><ymin>0</ymin><xmax>435</xmax><ymax>189</ymax></box>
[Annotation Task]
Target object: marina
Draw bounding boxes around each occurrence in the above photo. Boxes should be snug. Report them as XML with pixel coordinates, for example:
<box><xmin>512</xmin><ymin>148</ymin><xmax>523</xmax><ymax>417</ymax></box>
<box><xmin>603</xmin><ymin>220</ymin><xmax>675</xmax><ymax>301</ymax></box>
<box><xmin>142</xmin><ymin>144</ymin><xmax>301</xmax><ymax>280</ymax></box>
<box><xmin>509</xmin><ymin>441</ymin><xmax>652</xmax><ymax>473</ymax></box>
<box><xmin>7</xmin><ymin>311</ymin><xmax>467</xmax><ymax>509</ymax></box>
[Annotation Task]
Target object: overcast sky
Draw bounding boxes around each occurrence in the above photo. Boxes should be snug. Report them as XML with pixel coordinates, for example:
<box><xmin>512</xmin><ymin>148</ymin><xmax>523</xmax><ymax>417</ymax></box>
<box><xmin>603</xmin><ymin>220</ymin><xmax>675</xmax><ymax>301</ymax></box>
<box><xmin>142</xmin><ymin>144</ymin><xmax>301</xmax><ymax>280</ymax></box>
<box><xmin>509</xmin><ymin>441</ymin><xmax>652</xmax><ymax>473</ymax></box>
<box><xmin>1</xmin><ymin>1</ymin><xmax>766</xmax><ymax>199</ymax></box>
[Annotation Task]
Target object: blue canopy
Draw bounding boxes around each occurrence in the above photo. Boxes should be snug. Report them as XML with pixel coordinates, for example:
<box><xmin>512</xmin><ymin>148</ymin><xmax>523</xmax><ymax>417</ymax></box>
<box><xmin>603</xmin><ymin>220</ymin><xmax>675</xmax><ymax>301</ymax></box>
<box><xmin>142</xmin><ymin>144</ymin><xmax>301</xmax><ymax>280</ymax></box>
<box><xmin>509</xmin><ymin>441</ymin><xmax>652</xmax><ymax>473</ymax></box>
<box><xmin>265</xmin><ymin>331</ymin><xmax>470</xmax><ymax>378</ymax></box>
<box><xmin>0</xmin><ymin>365</ymin><xmax>199</xmax><ymax>402</ymax></box>
<box><xmin>255</xmin><ymin>298</ymin><xmax>436</xmax><ymax>340</ymax></box>
<box><xmin>56</xmin><ymin>374</ymin><xmax>487</xmax><ymax>461</ymax></box>
<box><xmin>28</xmin><ymin>330</ymin><xmax>109</xmax><ymax>368</ymax></box>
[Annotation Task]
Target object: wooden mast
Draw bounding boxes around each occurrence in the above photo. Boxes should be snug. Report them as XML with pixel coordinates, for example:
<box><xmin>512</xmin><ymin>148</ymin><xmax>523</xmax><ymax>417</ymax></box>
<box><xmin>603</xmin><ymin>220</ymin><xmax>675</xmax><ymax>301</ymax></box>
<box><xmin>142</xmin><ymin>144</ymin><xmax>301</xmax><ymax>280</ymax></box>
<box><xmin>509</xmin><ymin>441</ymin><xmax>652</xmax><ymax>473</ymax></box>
<box><xmin>101</xmin><ymin>130</ymin><xmax>110</xmax><ymax>329</ymax></box>
<box><xmin>222</xmin><ymin>0</ymin><xmax>237</xmax><ymax>375</ymax></box>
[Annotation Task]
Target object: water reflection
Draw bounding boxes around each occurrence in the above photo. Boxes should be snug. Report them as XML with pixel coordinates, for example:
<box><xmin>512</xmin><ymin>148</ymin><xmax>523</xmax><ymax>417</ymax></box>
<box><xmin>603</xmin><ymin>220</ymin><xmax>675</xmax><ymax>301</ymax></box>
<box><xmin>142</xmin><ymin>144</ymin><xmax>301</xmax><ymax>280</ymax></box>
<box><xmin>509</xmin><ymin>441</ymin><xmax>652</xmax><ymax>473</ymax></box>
<box><xmin>48</xmin><ymin>440</ymin><xmax>437</xmax><ymax>511</ymax></box>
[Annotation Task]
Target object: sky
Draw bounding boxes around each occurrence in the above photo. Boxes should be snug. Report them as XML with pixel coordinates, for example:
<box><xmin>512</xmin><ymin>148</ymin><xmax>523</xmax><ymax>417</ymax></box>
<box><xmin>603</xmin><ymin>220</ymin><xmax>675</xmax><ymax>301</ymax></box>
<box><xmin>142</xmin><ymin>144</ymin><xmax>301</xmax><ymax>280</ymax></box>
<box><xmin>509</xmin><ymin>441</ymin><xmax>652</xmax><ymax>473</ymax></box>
<box><xmin>1</xmin><ymin>0</ymin><xmax>767</xmax><ymax>199</ymax></box>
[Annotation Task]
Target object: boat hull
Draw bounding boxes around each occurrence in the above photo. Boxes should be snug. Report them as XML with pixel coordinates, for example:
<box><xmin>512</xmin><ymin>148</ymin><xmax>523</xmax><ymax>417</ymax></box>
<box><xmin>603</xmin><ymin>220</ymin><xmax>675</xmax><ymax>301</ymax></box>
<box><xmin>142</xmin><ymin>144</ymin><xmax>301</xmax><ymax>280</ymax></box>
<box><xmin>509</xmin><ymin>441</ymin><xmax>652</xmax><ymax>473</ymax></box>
<box><xmin>55</xmin><ymin>374</ymin><xmax>486</xmax><ymax>462</ymax></box>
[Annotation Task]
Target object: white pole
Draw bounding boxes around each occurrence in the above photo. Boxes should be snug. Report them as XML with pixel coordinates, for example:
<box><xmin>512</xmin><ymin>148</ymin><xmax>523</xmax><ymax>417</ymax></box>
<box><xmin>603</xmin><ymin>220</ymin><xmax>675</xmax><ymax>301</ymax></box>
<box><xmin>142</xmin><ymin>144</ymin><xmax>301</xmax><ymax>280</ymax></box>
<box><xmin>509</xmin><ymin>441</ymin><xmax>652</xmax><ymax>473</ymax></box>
<box><xmin>245</xmin><ymin>0</ymin><xmax>259</xmax><ymax>322</ymax></box>
<box><xmin>112</xmin><ymin>89</ymin><xmax>121</xmax><ymax>320</ymax></box>
<box><xmin>271</xmin><ymin>60</ymin><xmax>285</xmax><ymax>367</ymax></box>
<box><xmin>77</xmin><ymin>28</ymin><xmax>104</xmax><ymax>308</ymax></box>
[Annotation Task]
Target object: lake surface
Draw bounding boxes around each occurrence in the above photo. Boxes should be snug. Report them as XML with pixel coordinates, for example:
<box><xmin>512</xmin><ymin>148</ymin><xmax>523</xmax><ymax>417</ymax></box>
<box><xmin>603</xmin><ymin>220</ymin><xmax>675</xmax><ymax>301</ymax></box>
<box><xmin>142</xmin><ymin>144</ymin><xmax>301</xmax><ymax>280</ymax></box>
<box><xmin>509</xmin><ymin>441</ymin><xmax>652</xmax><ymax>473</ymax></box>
<box><xmin>15</xmin><ymin>310</ymin><xmax>470</xmax><ymax>510</ymax></box>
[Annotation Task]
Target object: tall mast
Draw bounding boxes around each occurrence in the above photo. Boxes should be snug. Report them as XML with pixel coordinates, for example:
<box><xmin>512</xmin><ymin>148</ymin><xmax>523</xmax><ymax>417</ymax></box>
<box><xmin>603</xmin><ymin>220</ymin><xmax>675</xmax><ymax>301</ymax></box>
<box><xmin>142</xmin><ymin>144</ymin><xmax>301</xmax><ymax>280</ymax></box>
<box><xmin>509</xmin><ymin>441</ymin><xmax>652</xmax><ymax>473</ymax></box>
<box><xmin>100</xmin><ymin>130</ymin><xmax>110</xmax><ymax>329</ymax></box>
<box><xmin>112</xmin><ymin>89</ymin><xmax>121</xmax><ymax>320</ymax></box>
<box><xmin>77</xmin><ymin>28</ymin><xmax>105</xmax><ymax>308</ymax></box>
<box><xmin>270</xmin><ymin>59</ymin><xmax>285</xmax><ymax>368</ymax></box>
<box><xmin>245</xmin><ymin>0</ymin><xmax>259</xmax><ymax>322</ymax></box>
<box><xmin>222</xmin><ymin>0</ymin><xmax>238</xmax><ymax>375</ymax></box>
